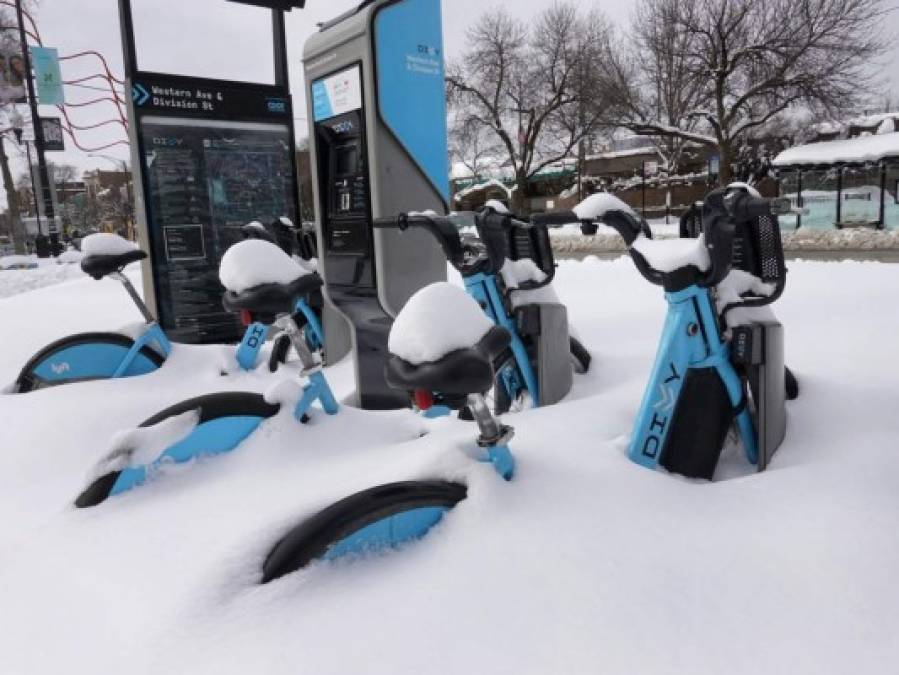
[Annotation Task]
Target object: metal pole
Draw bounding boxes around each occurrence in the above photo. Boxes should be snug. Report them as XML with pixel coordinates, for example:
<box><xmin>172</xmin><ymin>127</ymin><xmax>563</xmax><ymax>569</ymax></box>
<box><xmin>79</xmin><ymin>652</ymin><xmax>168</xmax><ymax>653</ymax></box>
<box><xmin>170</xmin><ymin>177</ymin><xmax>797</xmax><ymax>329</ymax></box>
<box><xmin>16</xmin><ymin>0</ymin><xmax>54</xmax><ymax>244</ymax></box>
<box><xmin>24</xmin><ymin>141</ymin><xmax>40</xmax><ymax>231</ymax></box>
<box><xmin>272</xmin><ymin>8</ymin><xmax>289</xmax><ymax>89</ymax></box>
<box><xmin>641</xmin><ymin>161</ymin><xmax>646</xmax><ymax>219</ymax></box>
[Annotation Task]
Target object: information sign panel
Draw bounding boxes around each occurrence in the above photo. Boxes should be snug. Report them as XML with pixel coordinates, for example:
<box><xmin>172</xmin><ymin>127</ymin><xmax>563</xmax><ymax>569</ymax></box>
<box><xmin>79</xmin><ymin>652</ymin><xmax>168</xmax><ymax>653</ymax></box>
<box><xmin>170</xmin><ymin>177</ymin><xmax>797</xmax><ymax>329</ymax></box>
<box><xmin>139</xmin><ymin>116</ymin><xmax>296</xmax><ymax>343</ymax></box>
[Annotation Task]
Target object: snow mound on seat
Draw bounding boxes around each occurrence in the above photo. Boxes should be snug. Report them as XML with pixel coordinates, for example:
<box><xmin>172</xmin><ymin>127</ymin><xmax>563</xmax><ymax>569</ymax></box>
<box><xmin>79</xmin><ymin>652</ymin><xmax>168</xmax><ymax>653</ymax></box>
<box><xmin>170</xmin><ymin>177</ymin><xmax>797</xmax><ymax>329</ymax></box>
<box><xmin>484</xmin><ymin>199</ymin><xmax>510</xmax><ymax>214</ymax></box>
<box><xmin>632</xmin><ymin>234</ymin><xmax>711</xmax><ymax>273</ymax></box>
<box><xmin>727</xmin><ymin>182</ymin><xmax>761</xmax><ymax>198</ymax></box>
<box><xmin>81</xmin><ymin>233</ymin><xmax>139</xmax><ymax>257</ymax></box>
<box><xmin>573</xmin><ymin>193</ymin><xmax>637</xmax><ymax>221</ymax></box>
<box><xmin>219</xmin><ymin>239</ymin><xmax>310</xmax><ymax>294</ymax></box>
<box><xmin>242</xmin><ymin>221</ymin><xmax>268</xmax><ymax>236</ymax></box>
<box><xmin>389</xmin><ymin>282</ymin><xmax>493</xmax><ymax>365</ymax></box>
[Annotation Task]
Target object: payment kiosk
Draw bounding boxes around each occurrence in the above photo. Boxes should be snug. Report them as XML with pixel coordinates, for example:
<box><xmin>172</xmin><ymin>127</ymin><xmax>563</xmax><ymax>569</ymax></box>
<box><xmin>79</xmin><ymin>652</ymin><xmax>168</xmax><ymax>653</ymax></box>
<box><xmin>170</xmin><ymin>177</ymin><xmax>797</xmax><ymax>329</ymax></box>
<box><xmin>304</xmin><ymin>0</ymin><xmax>449</xmax><ymax>409</ymax></box>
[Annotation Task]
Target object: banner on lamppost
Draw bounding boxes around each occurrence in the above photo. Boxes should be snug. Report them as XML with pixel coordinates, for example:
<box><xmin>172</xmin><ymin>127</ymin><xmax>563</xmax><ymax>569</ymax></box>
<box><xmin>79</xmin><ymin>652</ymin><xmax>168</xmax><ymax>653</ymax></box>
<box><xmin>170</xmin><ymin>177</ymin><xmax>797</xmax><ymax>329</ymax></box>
<box><xmin>31</xmin><ymin>46</ymin><xmax>64</xmax><ymax>106</ymax></box>
<box><xmin>0</xmin><ymin>24</ymin><xmax>27</xmax><ymax>104</ymax></box>
<box><xmin>41</xmin><ymin>117</ymin><xmax>65</xmax><ymax>151</ymax></box>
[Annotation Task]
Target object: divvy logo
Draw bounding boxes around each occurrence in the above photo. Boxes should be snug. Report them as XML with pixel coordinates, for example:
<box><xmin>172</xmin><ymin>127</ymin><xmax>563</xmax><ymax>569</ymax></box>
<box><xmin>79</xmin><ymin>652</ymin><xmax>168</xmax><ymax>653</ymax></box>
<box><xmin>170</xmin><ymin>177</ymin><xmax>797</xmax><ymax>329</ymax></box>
<box><xmin>50</xmin><ymin>362</ymin><xmax>70</xmax><ymax>375</ymax></box>
<box><xmin>267</xmin><ymin>98</ymin><xmax>287</xmax><ymax>113</ymax></box>
<box><xmin>418</xmin><ymin>44</ymin><xmax>440</xmax><ymax>57</ymax></box>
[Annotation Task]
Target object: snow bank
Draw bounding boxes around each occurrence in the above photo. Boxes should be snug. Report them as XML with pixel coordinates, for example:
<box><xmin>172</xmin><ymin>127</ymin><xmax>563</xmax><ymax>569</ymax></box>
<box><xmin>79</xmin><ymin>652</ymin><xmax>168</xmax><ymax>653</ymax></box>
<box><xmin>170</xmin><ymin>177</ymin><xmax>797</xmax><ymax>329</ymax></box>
<box><xmin>219</xmin><ymin>239</ymin><xmax>310</xmax><ymax>294</ymax></box>
<box><xmin>573</xmin><ymin>193</ymin><xmax>637</xmax><ymax>221</ymax></box>
<box><xmin>773</xmin><ymin>132</ymin><xmax>899</xmax><ymax>166</ymax></box>
<box><xmin>81</xmin><ymin>233</ymin><xmax>139</xmax><ymax>257</ymax></box>
<box><xmin>632</xmin><ymin>233</ymin><xmax>710</xmax><ymax>272</ymax></box>
<box><xmin>388</xmin><ymin>282</ymin><xmax>493</xmax><ymax>364</ymax></box>
<box><xmin>3</xmin><ymin>259</ymin><xmax>899</xmax><ymax>675</ymax></box>
<box><xmin>56</xmin><ymin>248</ymin><xmax>84</xmax><ymax>264</ymax></box>
<box><xmin>0</xmin><ymin>254</ymin><xmax>38</xmax><ymax>270</ymax></box>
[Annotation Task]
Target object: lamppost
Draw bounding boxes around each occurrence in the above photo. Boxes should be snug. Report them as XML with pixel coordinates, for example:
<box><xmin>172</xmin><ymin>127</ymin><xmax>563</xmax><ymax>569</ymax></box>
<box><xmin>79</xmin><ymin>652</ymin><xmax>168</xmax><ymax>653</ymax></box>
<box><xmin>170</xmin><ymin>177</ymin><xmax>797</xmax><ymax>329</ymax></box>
<box><xmin>9</xmin><ymin>108</ymin><xmax>42</xmax><ymax>237</ymax></box>
<box><xmin>16</xmin><ymin>0</ymin><xmax>55</xmax><ymax>252</ymax></box>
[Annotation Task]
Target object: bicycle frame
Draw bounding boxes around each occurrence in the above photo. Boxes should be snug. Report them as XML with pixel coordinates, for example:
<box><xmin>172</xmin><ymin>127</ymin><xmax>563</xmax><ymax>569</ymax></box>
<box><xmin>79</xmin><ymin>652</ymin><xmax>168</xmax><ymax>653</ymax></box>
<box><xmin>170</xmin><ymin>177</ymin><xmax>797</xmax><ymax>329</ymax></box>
<box><xmin>232</xmin><ymin>299</ymin><xmax>325</xmax><ymax>371</ymax></box>
<box><xmin>111</xmin><ymin>323</ymin><xmax>172</xmax><ymax>378</ymax></box>
<box><xmin>463</xmin><ymin>272</ymin><xmax>540</xmax><ymax>408</ymax></box>
<box><xmin>628</xmin><ymin>284</ymin><xmax>758</xmax><ymax>471</ymax></box>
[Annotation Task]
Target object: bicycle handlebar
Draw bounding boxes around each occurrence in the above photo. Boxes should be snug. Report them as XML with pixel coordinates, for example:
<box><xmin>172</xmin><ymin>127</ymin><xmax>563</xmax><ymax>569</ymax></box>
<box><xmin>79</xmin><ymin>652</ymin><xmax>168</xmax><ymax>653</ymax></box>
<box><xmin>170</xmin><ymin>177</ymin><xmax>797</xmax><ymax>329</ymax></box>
<box><xmin>373</xmin><ymin>214</ymin><xmax>469</xmax><ymax>272</ymax></box>
<box><xmin>530</xmin><ymin>210</ymin><xmax>580</xmax><ymax>227</ymax></box>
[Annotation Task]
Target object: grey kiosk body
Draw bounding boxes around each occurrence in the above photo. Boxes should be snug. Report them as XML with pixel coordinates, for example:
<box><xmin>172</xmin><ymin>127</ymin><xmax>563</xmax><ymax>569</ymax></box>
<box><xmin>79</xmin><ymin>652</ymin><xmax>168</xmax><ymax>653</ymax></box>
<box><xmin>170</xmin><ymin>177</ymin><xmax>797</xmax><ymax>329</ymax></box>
<box><xmin>304</xmin><ymin>0</ymin><xmax>449</xmax><ymax>409</ymax></box>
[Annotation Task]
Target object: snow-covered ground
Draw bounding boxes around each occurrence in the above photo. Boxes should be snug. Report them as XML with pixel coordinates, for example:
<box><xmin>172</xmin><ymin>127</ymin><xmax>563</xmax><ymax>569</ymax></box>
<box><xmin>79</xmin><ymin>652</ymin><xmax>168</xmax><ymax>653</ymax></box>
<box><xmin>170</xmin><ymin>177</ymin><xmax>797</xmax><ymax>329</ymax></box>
<box><xmin>0</xmin><ymin>254</ymin><xmax>84</xmax><ymax>299</ymax></box>
<box><xmin>1</xmin><ymin>258</ymin><xmax>899</xmax><ymax>675</ymax></box>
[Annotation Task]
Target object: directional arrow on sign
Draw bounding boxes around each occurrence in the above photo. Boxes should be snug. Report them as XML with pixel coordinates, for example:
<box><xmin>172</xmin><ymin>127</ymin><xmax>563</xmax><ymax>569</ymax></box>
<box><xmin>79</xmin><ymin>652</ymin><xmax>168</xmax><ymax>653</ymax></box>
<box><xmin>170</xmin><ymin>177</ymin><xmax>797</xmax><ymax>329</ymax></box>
<box><xmin>132</xmin><ymin>83</ymin><xmax>150</xmax><ymax>106</ymax></box>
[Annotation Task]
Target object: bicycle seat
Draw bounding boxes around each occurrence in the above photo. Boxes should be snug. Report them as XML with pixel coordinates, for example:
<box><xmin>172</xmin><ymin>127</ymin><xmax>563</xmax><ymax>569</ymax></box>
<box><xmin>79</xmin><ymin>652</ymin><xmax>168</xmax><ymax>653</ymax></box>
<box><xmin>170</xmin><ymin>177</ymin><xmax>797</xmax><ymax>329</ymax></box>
<box><xmin>80</xmin><ymin>249</ymin><xmax>147</xmax><ymax>280</ymax></box>
<box><xmin>222</xmin><ymin>274</ymin><xmax>323</xmax><ymax>318</ymax></box>
<box><xmin>385</xmin><ymin>326</ymin><xmax>510</xmax><ymax>395</ymax></box>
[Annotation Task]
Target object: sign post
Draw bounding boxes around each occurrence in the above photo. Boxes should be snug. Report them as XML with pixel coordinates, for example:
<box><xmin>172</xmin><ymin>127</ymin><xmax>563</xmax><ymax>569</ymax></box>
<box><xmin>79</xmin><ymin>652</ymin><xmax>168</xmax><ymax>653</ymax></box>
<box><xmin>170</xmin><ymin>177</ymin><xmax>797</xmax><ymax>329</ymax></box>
<box><xmin>118</xmin><ymin>0</ymin><xmax>304</xmax><ymax>345</ymax></box>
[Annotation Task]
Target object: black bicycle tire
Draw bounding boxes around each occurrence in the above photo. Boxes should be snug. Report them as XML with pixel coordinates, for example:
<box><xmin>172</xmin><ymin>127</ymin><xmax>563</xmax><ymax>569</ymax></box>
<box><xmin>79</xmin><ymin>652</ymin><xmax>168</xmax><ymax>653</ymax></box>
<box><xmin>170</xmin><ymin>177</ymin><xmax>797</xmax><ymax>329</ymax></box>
<box><xmin>15</xmin><ymin>332</ymin><xmax>166</xmax><ymax>393</ymax></box>
<box><xmin>75</xmin><ymin>392</ymin><xmax>280</xmax><ymax>508</ymax></box>
<box><xmin>262</xmin><ymin>481</ymin><xmax>467</xmax><ymax>583</ymax></box>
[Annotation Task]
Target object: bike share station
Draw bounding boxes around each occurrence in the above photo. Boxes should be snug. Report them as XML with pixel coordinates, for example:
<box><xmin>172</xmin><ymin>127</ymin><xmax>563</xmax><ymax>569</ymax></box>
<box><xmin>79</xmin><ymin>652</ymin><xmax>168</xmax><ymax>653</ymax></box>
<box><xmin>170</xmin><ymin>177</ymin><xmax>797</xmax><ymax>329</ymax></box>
<box><xmin>120</xmin><ymin>0</ymin><xmax>303</xmax><ymax>346</ymax></box>
<box><xmin>303</xmin><ymin>0</ymin><xmax>450</xmax><ymax>409</ymax></box>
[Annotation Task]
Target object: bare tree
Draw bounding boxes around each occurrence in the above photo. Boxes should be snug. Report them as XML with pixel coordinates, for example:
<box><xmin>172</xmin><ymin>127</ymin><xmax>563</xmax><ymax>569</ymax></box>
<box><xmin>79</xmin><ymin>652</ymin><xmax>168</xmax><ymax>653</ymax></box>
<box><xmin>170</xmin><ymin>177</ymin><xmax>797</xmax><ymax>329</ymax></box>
<box><xmin>602</xmin><ymin>0</ymin><xmax>709</xmax><ymax>175</ymax></box>
<box><xmin>604</xmin><ymin>0</ymin><xmax>889</xmax><ymax>184</ymax></box>
<box><xmin>447</xmin><ymin>3</ymin><xmax>612</xmax><ymax>213</ymax></box>
<box><xmin>0</xmin><ymin>2</ymin><xmax>39</xmax><ymax>253</ymax></box>
<box><xmin>447</xmin><ymin>111</ymin><xmax>501</xmax><ymax>183</ymax></box>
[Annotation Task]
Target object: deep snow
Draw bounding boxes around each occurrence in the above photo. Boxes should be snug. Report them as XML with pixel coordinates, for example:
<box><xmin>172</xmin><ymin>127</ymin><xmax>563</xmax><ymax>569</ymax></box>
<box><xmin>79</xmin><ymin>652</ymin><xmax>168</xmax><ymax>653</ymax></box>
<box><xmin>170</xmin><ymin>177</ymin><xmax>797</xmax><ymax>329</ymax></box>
<box><xmin>1</xmin><ymin>257</ymin><xmax>899</xmax><ymax>675</ymax></box>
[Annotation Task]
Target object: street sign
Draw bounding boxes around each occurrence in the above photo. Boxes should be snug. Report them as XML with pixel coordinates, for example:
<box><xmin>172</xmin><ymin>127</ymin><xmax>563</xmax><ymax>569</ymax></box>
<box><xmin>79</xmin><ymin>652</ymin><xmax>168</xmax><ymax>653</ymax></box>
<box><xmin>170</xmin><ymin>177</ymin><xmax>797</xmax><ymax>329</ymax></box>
<box><xmin>130</xmin><ymin>73</ymin><xmax>290</xmax><ymax>122</ymax></box>
<box><xmin>31</xmin><ymin>46</ymin><xmax>64</xmax><ymax>106</ymax></box>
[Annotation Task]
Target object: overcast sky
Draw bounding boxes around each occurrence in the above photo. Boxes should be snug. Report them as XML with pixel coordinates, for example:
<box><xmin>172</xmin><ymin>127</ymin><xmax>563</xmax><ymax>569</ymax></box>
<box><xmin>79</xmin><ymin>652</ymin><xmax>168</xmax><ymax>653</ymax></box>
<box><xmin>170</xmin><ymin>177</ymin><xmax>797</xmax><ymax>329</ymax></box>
<box><xmin>15</xmin><ymin>0</ymin><xmax>899</xmax><ymax>184</ymax></box>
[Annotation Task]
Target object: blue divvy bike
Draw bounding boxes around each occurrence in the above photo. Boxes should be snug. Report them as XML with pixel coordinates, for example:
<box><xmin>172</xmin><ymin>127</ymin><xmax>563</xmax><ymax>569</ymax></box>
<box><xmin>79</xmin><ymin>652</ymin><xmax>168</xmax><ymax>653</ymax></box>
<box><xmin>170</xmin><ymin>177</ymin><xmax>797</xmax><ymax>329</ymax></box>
<box><xmin>260</xmin><ymin>283</ymin><xmax>517</xmax><ymax>583</ymax></box>
<box><xmin>74</xmin><ymin>241</ymin><xmax>339</xmax><ymax>508</ymax></box>
<box><xmin>595</xmin><ymin>187</ymin><xmax>799</xmax><ymax>479</ymax></box>
<box><xmin>12</xmin><ymin>226</ymin><xmax>324</xmax><ymax>393</ymax></box>
<box><xmin>373</xmin><ymin>208</ymin><xmax>589</xmax><ymax>415</ymax></box>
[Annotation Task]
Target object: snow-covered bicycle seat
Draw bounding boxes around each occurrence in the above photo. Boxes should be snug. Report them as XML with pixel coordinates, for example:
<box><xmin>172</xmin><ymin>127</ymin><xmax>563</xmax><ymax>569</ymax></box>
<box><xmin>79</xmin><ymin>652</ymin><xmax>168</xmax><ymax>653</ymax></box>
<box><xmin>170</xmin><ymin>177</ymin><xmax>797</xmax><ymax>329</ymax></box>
<box><xmin>385</xmin><ymin>282</ymin><xmax>511</xmax><ymax>396</ymax></box>
<box><xmin>220</xmin><ymin>239</ymin><xmax>322</xmax><ymax>318</ymax></box>
<box><xmin>386</xmin><ymin>325</ymin><xmax>509</xmax><ymax>396</ymax></box>
<box><xmin>79</xmin><ymin>233</ymin><xmax>146</xmax><ymax>280</ymax></box>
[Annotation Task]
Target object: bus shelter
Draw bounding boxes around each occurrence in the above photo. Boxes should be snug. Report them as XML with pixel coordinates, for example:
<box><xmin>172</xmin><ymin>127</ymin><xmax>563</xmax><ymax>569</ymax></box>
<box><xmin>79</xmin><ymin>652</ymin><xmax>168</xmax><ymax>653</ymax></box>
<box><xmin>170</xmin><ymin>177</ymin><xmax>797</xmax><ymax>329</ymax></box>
<box><xmin>773</xmin><ymin>133</ymin><xmax>899</xmax><ymax>230</ymax></box>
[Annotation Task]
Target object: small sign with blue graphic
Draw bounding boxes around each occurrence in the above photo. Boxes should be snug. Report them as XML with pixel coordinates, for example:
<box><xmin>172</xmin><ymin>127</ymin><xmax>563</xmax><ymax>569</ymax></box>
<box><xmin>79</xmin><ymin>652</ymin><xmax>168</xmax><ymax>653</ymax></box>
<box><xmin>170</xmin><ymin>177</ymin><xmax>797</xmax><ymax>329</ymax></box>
<box><xmin>312</xmin><ymin>66</ymin><xmax>362</xmax><ymax>122</ymax></box>
<box><xmin>32</xmin><ymin>47</ymin><xmax>64</xmax><ymax>106</ymax></box>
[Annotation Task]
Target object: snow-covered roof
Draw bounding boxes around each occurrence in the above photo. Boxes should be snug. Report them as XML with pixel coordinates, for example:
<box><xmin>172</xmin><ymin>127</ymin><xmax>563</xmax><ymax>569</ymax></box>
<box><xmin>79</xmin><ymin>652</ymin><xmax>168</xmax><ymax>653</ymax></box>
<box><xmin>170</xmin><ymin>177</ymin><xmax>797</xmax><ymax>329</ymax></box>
<box><xmin>453</xmin><ymin>178</ymin><xmax>512</xmax><ymax>201</ymax></box>
<box><xmin>849</xmin><ymin>111</ymin><xmax>899</xmax><ymax>128</ymax></box>
<box><xmin>586</xmin><ymin>146</ymin><xmax>659</xmax><ymax>161</ymax></box>
<box><xmin>773</xmin><ymin>132</ymin><xmax>899</xmax><ymax>167</ymax></box>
